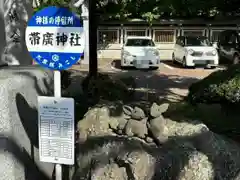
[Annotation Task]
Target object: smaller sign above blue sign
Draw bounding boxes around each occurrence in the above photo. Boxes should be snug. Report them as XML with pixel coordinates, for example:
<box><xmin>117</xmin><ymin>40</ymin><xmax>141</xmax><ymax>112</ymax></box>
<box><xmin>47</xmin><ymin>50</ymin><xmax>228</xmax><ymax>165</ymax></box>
<box><xmin>25</xmin><ymin>6</ymin><xmax>84</xmax><ymax>70</ymax></box>
<box><xmin>28</xmin><ymin>6</ymin><xmax>81</xmax><ymax>27</ymax></box>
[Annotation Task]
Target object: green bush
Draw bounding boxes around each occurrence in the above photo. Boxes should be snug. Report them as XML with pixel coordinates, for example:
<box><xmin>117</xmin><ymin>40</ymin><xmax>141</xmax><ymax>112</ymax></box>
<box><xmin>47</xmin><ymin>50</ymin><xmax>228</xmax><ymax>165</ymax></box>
<box><xmin>82</xmin><ymin>73</ymin><xmax>135</xmax><ymax>104</ymax></box>
<box><xmin>187</xmin><ymin>64</ymin><xmax>240</xmax><ymax>106</ymax></box>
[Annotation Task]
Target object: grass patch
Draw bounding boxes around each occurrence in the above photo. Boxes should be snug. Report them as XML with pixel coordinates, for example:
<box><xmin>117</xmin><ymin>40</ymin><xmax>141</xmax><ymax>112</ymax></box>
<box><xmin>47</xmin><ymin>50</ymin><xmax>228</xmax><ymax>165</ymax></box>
<box><xmin>164</xmin><ymin>101</ymin><xmax>240</xmax><ymax>141</ymax></box>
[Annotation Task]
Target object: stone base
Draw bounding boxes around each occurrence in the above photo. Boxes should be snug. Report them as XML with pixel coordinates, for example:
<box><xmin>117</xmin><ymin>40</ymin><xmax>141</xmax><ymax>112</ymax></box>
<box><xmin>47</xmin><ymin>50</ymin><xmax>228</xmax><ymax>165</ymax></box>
<box><xmin>0</xmin><ymin>66</ymin><xmax>54</xmax><ymax>180</ymax></box>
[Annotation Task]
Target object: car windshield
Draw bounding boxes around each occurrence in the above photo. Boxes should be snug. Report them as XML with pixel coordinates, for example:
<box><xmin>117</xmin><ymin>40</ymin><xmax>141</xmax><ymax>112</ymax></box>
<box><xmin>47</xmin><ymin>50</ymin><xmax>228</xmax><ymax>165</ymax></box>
<box><xmin>185</xmin><ymin>37</ymin><xmax>210</xmax><ymax>46</ymax></box>
<box><xmin>125</xmin><ymin>38</ymin><xmax>155</xmax><ymax>46</ymax></box>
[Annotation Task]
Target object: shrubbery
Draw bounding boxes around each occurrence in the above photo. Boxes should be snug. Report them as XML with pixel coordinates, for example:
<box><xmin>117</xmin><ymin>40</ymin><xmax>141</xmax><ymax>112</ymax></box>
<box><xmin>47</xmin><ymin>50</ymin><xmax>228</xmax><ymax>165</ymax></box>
<box><xmin>187</xmin><ymin>64</ymin><xmax>240</xmax><ymax>106</ymax></box>
<box><xmin>82</xmin><ymin>73</ymin><xmax>136</xmax><ymax>104</ymax></box>
<box><xmin>61</xmin><ymin>70</ymin><xmax>72</xmax><ymax>90</ymax></box>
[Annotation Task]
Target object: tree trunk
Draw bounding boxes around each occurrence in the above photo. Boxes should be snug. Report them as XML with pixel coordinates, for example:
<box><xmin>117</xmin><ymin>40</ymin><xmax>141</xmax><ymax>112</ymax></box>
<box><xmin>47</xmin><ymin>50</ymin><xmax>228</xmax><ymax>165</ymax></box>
<box><xmin>88</xmin><ymin>0</ymin><xmax>98</xmax><ymax>77</ymax></box>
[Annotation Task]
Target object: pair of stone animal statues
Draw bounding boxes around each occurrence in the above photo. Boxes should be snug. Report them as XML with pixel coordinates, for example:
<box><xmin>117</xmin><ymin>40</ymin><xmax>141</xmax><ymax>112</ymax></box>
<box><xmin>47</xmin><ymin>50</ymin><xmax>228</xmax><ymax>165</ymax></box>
<box><xmin>122</xmin><ymin>103</ymin><xmax>169</xmax><ymax>144</ymax></box>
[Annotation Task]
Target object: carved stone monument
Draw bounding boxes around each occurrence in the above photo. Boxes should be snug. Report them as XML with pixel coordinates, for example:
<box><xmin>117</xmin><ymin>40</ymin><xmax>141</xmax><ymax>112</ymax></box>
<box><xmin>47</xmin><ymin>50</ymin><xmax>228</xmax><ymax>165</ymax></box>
<box><xmin>0</xmin><ymin>66</ymin><xmax>55</xmax><ymax>180</ymax></box>
<box><xmin>0</xmin><ymin>0</ymin><xmax>33</xmax><ymax>66</ymax></box>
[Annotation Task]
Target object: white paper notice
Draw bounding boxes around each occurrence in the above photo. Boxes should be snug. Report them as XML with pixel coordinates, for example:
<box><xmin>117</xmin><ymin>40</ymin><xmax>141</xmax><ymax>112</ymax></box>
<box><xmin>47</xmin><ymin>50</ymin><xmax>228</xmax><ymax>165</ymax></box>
<box><xmin>38</xmin><ymin>96</ymin><xmax>74</xmax><ymax>165</ymax></box>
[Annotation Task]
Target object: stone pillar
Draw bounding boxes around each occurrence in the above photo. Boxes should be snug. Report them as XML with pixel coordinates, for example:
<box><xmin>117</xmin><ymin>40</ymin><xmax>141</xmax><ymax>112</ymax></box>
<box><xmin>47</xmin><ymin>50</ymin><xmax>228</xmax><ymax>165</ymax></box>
<box><xmin>0</xmin><ymin>0</ymin><xmax>33</xmax><ymax>66</ymax></box>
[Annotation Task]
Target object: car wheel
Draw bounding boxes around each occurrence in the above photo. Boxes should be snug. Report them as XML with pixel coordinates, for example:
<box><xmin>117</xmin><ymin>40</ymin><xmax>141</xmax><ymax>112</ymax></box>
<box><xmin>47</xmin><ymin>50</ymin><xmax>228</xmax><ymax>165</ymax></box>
<box><xmin>121</xmin><ymin>65</ymin><xmax>127</xmax><ymax>69</ymax></box>
<box><xmin>233</xmin><ymin>55</ymin><xmax>240</xmax><ymax>64</ymax></box>
<box><xmin>182</xmin><ymin>57</ymin><xmax>187</xmax><ymax>68</ymax></box>
<box><xmin>206</xmin><ymin>65</ymin><xmax>216</xmax><ymax>69</ymax></box>
<box><xmin>172</xmin><ymin>53</ymin><xmax>177</xmax><ymax>64</ymax></box>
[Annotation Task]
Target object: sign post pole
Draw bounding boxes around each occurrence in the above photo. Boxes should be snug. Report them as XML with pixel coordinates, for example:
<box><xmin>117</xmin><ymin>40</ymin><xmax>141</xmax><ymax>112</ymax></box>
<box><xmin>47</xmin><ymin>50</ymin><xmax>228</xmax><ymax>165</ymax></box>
<box><xmin>55</xmin><ymin>163</ymin><xmax>62</xmax><ymax>180</ymax></box>
<box><xmin>54</xmin><ymin>70</ymin><xmax>62</xmax><ymax>180</ymax></box>
<box><xmin>54</xmin><ymin>70</ymin><xmax>61</xmax><ymax>97</ymax></box>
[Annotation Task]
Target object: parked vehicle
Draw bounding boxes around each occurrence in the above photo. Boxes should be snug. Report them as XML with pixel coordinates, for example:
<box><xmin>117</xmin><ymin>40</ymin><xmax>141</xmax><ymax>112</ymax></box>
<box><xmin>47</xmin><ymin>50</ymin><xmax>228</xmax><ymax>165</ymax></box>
<box><xmin>217</xmin><ymin>30</ymin><xmax>240</xmax><ymax>64</ymax></box>
<box><xmin>172</xmin><ymin>36</ymin><xmax>219</xmax><ymax>68</ymax></box>
<box><xmin>121</xmin><ymin>36</ymin><xmax>160</xmax><ymax>69</ymax></box>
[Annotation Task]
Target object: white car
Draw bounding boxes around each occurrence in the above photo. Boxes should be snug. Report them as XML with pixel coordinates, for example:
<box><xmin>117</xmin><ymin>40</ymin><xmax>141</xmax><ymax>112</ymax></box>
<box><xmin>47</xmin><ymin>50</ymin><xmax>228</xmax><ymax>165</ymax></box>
<box><xmin>121</xmin><ymin>36</ymin><xmax>160</xmax><ymax>69</ymax></box>
<box><xmin>172</xmin><ymin>36</ymin><xmax>219</xmax><ymax>68</ymax></box>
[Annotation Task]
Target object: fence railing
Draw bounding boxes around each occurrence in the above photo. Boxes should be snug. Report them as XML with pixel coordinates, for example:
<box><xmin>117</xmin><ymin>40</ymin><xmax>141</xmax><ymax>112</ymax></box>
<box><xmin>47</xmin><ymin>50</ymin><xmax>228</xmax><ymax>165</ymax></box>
<box><xmin>153</xmin><ymin>29</ymin><xmax>176</xmax><ymax>43</ymax></box>
<box><xmin>97</xmin><ymin>26</ymin><xmax>238</xmax><ymax>46</ymax></box>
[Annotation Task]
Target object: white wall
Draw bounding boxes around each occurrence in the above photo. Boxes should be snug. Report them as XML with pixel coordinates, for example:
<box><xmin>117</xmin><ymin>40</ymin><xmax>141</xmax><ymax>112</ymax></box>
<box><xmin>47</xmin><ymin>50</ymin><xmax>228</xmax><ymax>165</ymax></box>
<box><xmin>97</xmin><ymin>26</ymin><xmax>238</xmax><ymax>60</ymax></box>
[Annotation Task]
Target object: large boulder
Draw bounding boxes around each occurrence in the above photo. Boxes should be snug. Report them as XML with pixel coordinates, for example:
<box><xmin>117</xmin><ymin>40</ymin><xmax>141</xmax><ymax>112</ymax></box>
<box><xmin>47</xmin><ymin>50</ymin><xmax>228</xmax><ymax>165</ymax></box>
<box><xmin>0</xmin><ymin>66</ymin><xmax>54</xmax><ymax>180</ymax></box>
<box><xmin>73</xmin><ymin>102</ymin><xmax>240</xmax><ymax>180</ymax></box>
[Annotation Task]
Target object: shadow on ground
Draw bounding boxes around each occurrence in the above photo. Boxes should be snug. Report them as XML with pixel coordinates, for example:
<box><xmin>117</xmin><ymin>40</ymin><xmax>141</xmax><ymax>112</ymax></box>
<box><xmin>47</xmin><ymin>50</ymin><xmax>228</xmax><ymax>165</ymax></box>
<box><xmin>66</xmin><ymin>66</ymin><xmax>200</xmax><ymax>123</ymax></box>
<box><xmin>68</xmin><ymin>67</ymin><xmax>199</xmax><ymax>104</ymax></box>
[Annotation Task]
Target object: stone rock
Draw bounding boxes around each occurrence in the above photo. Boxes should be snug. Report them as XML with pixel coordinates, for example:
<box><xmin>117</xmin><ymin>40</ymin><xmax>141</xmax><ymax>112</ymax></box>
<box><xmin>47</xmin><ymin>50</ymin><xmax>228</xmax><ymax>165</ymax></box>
<box><xmin>122</xmin><ymin>105</ymin><xmax>133</xmax><ymax>116</ymax></box>
<box><xmin>109</xmin><ymin>118</ymin><xmax>119</xmax><ymax>131</ymax></box>
<box><xmin>91</xmin><ymin>163</ymin><xmax>128</xmax><ymax>180</ymax></box>
<box><xmin>121</xmin><ymin>150</ymin><xmax>156</xmax><ymax>180</ymax></box>
<box><xmin>189</xmin><ymin>131</ymin><xmax>240</xmax><ymax>180</ymax></box>
<box><xmin>150</xmin><ymin>102</ymin><xmax>169</xmax><ymax>118</ymax></box>
<box><xmin>148</xmin><ymin>115</ymin><xmax>168</xmax><ymax>144</ymax></box>
<box><xmin>77</xmin><ymin>106</ymin><xmax>115</xmax><ymax>139</ymax></box>
<box><xmin>117</xmin><ymin>118</ymin><xmax>128</xmax><ymax>130</ymax></box>
<box><xmin>78</xmin><ymin>130</ymin><xmax>88</xmax><ymax>143</ymax></box>
<box><xmin>164</xmin><ymin>119</ymin><xmax>209</xmax><ymax>137</ymax></box>
<box><xmin>165</xmin><ymin>131</ymin><xmax>240</xmax><ymax>180</ymax></box>
<box><xmin>123</xmin><ymin>113</ymin><xmax>131</xmax><ymax>119</ymax></box>
<box><xmin>117</xmin><ymin>129</ymin><xmax>123</xmax><ymax>135</ymax></box>
<box><xmin>75</xmin><ymin>131</ymin><xmax>240</xmax><ymax>180</ymax></box>
<box><xmin>0</xmin><ymin>0</ymin><xmax>33</xmax><ymax>66</ymax></box>
<box><xmin>156</xmin><ymin>140</ymin><xmax>215</xmax><ymax>180</ymax></box>
<box><xmin>131</xmin><ymin>106</ymin><xmax>145</xmax><ymax>120</ymax></box>
<box><xmin>0</xmin><ymin>67</ymin><xmax>54</xmax><ymax>180</ymax></box>
<box><xmin>77</xmin><ymin>104</ymin><xmax>134</xmax><ymax>141</ymax></box>
<box><xmin>74</xmin><ymin>102</ymin><xmax>240</xmax><ymax>180</ymax></box>
<box><xmin>74</xmin><ymin>136</ymin><xmax>157</xmax><ymax>180</ymax></box>
<box><xmin>178</xmin><ymin>151</ymin><xmax>214</xmax><ymax>180</ymax></box>
<box><xmin>145</xmin><ymin>136</ymin><xmax>153</xmax><ymax>143</ymax></box>
<box><xmin>125</xmin><ymin>118</ymin><xmax>148</xmax><ymax>138</ymax></box>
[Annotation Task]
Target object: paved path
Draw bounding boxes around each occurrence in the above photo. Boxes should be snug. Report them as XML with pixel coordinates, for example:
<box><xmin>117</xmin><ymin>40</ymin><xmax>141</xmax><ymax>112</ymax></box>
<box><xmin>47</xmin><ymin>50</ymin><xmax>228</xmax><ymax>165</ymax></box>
<box><xmin>70</xmin><ymin>59</ymin><xmax>222</xmax><ymax>102</ymax></box>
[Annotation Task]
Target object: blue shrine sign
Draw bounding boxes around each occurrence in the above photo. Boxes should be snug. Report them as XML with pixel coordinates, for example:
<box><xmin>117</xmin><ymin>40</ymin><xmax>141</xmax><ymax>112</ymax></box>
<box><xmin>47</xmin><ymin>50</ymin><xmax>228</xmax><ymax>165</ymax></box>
<box><xmin>25</xmin><ymin>6</ymin><xmax>84</xmax><ymax>70</ymax></box>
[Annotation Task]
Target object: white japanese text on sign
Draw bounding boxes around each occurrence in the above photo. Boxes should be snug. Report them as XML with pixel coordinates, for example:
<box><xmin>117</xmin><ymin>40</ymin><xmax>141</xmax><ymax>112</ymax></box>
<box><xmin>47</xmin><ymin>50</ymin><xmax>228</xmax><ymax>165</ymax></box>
<box><xmin>35</xmin><ymin>16</ymin><xmax>74</xmax><ymax>26</ymax></box>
